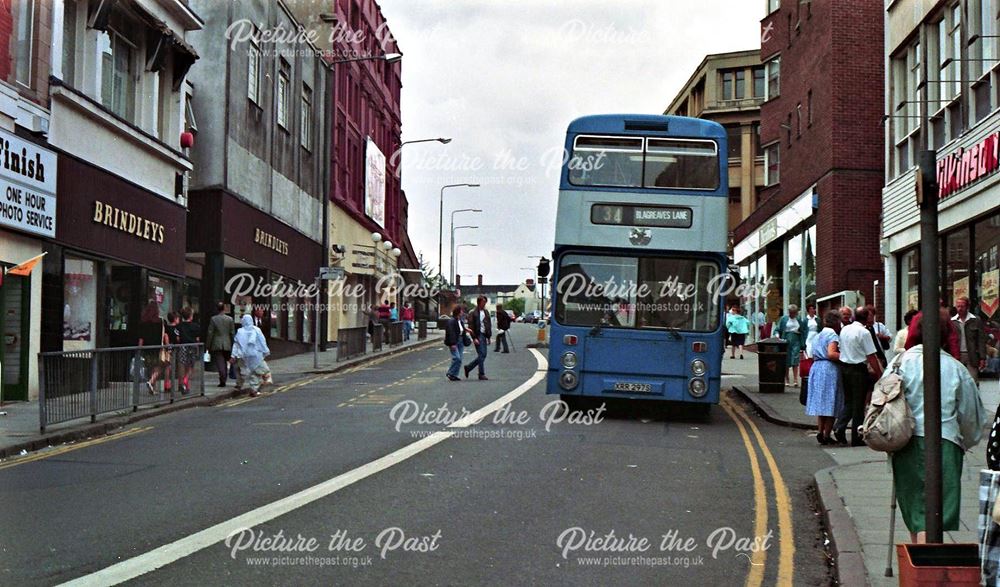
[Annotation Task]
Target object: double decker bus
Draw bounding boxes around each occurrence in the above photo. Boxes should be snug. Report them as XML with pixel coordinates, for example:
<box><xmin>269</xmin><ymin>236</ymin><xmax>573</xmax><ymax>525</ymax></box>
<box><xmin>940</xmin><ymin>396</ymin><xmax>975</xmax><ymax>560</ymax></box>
<box><xmin>546</xmin><ymin>114</ymin><xmax>728</xmax><ymax>414</ymax></box>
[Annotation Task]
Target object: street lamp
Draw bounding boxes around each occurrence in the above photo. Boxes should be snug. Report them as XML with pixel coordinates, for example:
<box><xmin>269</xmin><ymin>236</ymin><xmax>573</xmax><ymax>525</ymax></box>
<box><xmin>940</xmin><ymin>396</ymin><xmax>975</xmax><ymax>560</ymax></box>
<box><xmin>331</xmin><ymin>52</ymin><xmax>403</xmax><ymax>65</ymax></box>
<box><xmin>401</xmin><ymin>137</ymin><xmax>452</xmax><ymax>147</ymax></box>
<box><xmin>450</xmin><ymin>208</ymin><xmax>482</xmax><ymax>283</ymax></box>
<box><xmin>451</xmin><ymin>226</ymin><xmax>478</xmax><ymax>283</ymax></box>
<box><xmin>454</xmin><ymin>244</ymin><xmax>478</xmax><ymax>281</ymax></box>
<box><xmin>439</xmin><ymin>184</ymin><xmax>480</xmax><ymax>280</ymax></box>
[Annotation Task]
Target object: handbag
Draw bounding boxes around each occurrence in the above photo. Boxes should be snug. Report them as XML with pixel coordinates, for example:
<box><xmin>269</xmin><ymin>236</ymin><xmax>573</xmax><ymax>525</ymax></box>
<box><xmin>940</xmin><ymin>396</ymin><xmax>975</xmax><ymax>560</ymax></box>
<box><xmin>203</xmin><ymin>350</ymin><xmax>212</xmax><ymax>363</ymax></box>
<box><xmin>462</xmin><ymin>333</ymin><xmax>473</xmax><ymax>347</ymax></box>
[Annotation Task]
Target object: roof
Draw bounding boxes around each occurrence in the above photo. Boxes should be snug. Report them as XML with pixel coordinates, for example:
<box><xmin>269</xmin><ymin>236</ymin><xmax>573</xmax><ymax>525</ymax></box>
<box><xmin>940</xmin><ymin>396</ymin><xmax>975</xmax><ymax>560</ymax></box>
<box><xmin>566</xmin><ymin>114</ymin><xmax>725</xmax><ymax>138</ymax></box>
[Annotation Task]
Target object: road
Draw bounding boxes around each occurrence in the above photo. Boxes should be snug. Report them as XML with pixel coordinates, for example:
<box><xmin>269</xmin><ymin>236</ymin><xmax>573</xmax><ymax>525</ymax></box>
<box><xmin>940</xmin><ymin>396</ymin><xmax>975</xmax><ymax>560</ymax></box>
<box><xmin>0</xmin><ymin>325</ymin><xmax>836</xmax><ymax>586</ymax></box>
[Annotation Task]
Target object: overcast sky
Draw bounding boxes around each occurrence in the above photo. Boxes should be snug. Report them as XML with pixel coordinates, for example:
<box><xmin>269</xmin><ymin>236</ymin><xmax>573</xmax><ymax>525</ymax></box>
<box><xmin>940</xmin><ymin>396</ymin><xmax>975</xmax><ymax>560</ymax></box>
<box><xmin>378</xmin><ymin>1</ymin><xmax>763</xmax><ymax>285</ymax></box>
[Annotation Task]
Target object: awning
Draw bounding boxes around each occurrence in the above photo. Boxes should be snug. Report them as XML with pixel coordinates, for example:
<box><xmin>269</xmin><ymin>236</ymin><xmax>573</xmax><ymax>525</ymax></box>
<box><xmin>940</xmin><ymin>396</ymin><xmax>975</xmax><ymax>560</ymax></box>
<box><xmin>127</xmin><ymin>0</ymin><xmax>199</xmax><ymax>88</ymax></box>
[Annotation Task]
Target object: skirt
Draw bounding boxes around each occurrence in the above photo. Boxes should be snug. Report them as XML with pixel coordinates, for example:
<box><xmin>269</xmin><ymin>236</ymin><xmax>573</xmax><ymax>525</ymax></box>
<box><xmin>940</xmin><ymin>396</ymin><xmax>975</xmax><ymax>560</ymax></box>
<box><xmin>892</xmin><ymin>436</ymin><xmax>964</xmax><ymax>533</ymax></box>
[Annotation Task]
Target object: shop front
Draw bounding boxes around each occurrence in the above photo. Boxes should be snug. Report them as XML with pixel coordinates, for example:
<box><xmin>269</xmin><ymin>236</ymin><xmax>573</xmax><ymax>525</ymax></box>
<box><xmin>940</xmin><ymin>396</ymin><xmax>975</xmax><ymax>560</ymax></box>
<box><xmin>187</xmin><ymin>189</ymin><xmax>324</xmax><ymax>359</ymax></box>
<box><xmin>41</xmin><ymin>155</ymin><xmax>189</xmax><ymax>355</ymax></box>
<box><xmin>883</xmin><ymin>113</ymin><xmax>1000</xmax><ymax>341</ymax></box>
<box><xmin>326</xmin><ymin>203</ymin><xmax>401</xmax><ymax>342</ymax></box>
<box><xmin>733</xmin><ymin>188</ymin><xmax>817</xmax><ymax>339</ymax></box>
<box><xmin>0</xmin><ymin>128</ymin><xmax>57</xmax><ymax>401</ymax></box>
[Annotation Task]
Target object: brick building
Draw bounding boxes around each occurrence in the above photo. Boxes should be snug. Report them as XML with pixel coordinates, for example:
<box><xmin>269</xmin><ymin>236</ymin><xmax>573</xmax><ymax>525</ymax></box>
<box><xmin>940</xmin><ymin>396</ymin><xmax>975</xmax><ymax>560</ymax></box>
<box><xmin>732</xmin><ymin>0</ymin><xmax>885</xmax><ymax>324</ymax></box>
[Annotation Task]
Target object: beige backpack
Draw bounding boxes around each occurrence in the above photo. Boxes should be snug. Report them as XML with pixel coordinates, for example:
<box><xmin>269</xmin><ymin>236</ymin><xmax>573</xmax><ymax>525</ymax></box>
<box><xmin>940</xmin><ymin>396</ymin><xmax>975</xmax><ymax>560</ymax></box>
<box><xmin>860</xmin><ymin>354</ymin><xmax>915</xmax><ymax>452</ymax></box>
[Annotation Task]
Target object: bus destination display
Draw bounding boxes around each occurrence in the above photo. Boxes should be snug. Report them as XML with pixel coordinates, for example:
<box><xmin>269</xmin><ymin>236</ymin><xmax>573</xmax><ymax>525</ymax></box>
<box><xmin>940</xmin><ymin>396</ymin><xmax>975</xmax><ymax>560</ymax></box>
<box><xmin>591</xmin><ymin>204</ymin><xmax>693</xmax><ymax>228</ymax></box>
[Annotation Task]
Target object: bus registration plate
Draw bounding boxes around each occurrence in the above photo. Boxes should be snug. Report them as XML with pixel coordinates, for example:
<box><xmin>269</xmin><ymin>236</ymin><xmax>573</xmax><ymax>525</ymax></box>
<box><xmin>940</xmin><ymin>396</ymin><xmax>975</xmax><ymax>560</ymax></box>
<box><xmin>614</xmin><ymin>382</ymin><xmax>652</xmax><ymax>393</ymax></box>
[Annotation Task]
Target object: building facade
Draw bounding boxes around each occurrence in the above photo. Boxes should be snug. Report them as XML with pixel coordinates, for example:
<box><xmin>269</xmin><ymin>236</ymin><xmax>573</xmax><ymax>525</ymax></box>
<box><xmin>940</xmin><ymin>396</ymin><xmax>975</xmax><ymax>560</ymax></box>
<box><xmin>187</xmin><ymin>0</ymin><xmax>329</xmax><ymax>358</ymax></box>
<box><xmin>882</xmin><ymin>0</ymin><xmax>1000</xmax><ymax>340</ymax></box>
<box><xmin>0</xmin><ymin>0</ymin><xmax>56</xmax><ymax>401</ymax></box>
<box><xmin>665</xmin><ymin>49</ymin><xmax>765</xmax><ymax>249</ymax></box>
<box><xmin>732</xmin><ymin>0</ymin><xmax>884</xmax><ymax>327</ymax></box>
<box><xmin>36</xmin><ymin>0</ymin><xmax>201</xmax><ymax>397</ymax></box>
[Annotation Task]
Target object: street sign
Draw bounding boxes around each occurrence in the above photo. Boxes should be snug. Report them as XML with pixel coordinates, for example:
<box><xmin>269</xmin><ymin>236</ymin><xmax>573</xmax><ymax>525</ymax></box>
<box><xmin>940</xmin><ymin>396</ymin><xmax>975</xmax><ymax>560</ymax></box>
<box><xmin>319</xmin><ymin>266</ymin><xmax>345</xmax><ymax>280</ymax></box>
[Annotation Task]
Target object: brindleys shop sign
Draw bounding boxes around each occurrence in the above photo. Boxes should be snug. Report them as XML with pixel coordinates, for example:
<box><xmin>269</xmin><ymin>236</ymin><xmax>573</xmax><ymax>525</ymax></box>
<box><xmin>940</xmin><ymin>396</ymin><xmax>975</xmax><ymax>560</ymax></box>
<box><xmin>0</xmin><ymin>129</ymin><xmax>57</xmax><ymax>238</ymax></box>
<box><xmin>937</xmin><ymin>131</ymin><xmax>1000</xmax><ymax>201</ymax></box>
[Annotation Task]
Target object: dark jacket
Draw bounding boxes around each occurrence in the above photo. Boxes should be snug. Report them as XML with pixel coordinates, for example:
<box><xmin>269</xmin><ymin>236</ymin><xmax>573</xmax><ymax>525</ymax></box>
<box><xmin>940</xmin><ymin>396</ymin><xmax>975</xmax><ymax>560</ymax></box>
<box><xmin>496</xmin><ymin>310</ymin><xmax>512</xmax><ymax>331</ymax></box>
<box><xmin>444</xmin><ymin>317</ymin><xmax>462</xmax><ymax>347</ymax></box>
<box><xmin>953</xmin><ymin>314</ymin><xmax>987</xmax><ymax>365</ymax></box>
<box><xmin>467</xmin><ymin>308</ymin><xmax>492</xmax><ymax>339</ymax></box>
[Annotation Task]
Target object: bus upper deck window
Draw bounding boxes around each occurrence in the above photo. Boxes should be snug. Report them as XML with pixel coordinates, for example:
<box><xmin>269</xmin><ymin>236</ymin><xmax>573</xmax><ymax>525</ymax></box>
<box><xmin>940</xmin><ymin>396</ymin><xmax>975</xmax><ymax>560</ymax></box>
<box><xmin>569</xmin><ymin>135</ymin><xmax>643</xmax><ymax>188</ymax></box>
<box><xmin>644</xmin><ymin>139</ymin><xmax>719</xmax><ymax>190</ymax></box>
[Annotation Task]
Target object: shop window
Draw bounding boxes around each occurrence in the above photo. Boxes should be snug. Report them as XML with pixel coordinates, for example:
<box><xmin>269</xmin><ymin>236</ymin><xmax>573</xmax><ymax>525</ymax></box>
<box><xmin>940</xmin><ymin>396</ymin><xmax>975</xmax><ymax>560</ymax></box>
<box><xmin>944</xmin><ymin>228</ymin><xmax>971</xmax><ymax>308</ymax></box>
<box><xmin>287</xmin><ymin>297</ymin><xmax>299</xmax><ymax>340</ymax></box>
<box><xmin>975</xmin><ymin>213</ymin><xmax>1000</xmax><ymax>324</ymax></box>
<box><xmin>270</xmin><ymin>294</ymin><xmax>281</xmax><ymax>338</ymax></box>
<box><xmin>803</xmin><ymin>224</ymin><xmax>816</xmax><ymax>308</ymax></box>
<box><xmin>901</xmin><ymin>249</ymin><xmax>921</xmax><ymax>315</ymax></box>
<box><xmin>63</xmin><ymin>257</ymin><xmax>97</xmax><ymax>350</ymax></box>
<box><xmin>147</xmin><ymin>275</ymin><xmax>174</xmax><ymax>319</ymax></box>
<box><xmin>303</xmin><ymin>301</ymin><xmax>312</xmax><ymax>344</ymax></box>
<box><xmin>786</xmin><ymin>233</ymin><xmax>802</xmax><ymax>310</ymax></box>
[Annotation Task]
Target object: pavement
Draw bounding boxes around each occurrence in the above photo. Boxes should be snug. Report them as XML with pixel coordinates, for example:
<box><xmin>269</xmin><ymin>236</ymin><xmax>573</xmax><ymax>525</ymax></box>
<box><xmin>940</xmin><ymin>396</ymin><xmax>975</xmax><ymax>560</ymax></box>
<box><xmin>0</xmin><ymin>331</ymin><xmax>443</xmax><ymax>459</ymax></box>
<box><xmin>727</xmin><ymin>350</ymin><xmax>1000</xmax><ymax>587</ymax></box>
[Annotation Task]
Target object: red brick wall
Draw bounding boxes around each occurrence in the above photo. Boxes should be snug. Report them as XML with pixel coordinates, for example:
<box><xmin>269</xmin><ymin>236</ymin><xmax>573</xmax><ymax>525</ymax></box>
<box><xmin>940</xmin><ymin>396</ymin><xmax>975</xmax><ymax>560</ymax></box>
<box><xmin>0</xmin><ymin>0</ymin><xmax>12</xmax><ymax>81</ymax></box>
<box><xmin>738</xmin><ymin>0</ymin><xmax>884</xmax><ymax>301</ymax></box>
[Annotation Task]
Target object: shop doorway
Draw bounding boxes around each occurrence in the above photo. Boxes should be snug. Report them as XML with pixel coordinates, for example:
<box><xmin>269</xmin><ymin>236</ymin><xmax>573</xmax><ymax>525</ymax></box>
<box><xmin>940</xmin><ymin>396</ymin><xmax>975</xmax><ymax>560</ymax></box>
<box><xmin>0</xmin><ymin>274</ymin><xmax>30</xmax><ymax>402</ymax></box>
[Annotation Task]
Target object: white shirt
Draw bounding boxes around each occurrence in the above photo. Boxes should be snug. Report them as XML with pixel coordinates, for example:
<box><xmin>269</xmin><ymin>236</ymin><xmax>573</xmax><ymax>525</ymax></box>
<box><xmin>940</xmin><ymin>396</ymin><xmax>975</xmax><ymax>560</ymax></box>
<box><xmin>951</xmin><ymin>313</ymin><xmax>976</xmax><ymax>353</ymax></box>
<box><xmin>839</xmin><ymin>321</ymin><xmax>877</xmax><ymax>365</ymax></box>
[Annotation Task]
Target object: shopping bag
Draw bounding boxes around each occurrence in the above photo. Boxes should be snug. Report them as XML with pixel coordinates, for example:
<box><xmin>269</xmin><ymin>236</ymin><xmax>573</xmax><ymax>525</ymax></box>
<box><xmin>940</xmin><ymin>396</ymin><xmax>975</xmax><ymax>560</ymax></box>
<box><xmin>203</xmin><ymin>350</ymin><xmax>211</xmax><ymax>364</ymax></box>
<box><xmin>129</xmin><ymin>356</ymin><xmax>147</xmax><ymax>382</ymax></box>
<box><xmin>979</xmin><ymin>470</ymin><xmax>1000</xmax><ymax>585</ymax></box>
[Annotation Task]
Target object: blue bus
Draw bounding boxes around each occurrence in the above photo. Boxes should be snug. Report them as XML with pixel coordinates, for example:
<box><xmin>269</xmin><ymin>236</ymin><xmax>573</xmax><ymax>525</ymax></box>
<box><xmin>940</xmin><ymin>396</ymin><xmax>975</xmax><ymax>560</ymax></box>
<box><xmin>546</xmin><ymin>114</ymin><xmax>729</xmax><ymax>414</ymax></box>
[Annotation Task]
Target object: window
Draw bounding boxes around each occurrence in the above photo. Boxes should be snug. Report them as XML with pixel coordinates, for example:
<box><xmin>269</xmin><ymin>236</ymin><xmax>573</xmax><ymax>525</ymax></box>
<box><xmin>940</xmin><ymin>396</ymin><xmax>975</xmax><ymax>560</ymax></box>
<box><xmin>99</xmin><ymin>30</ymin><xmax>136</xmax><ymax>122</ymax></box>
<box><xmin>248</xmin><ymin>32</ymin><xmax>261</xmax><ymax>103</ymax></box>
<box><xmin>752</xmin><ymin>123</ymin><xmax>762</xmax><ymax>158</ymax></box>
<box><xmin>766</xmin><ymin>57</ymin><xmax>780</xmax><ymax>99</ymax></box>
<box><xmin>277</xmin><ymin>59</ymin><xmax>290</xmax><ymax>129</ymax></box>
<box><xmin>901</xmin><ymin>249</ymin><xmax>921</xmax><ymax>316</ymax></box>
<box><xmin>567</xmin><ymin>136</ymin><xmax>719</xmax><ymax>190</ymax></box>
<box><xmin>766</xmin><ymin>0</ymin><xmax>780</xmax><ymax>16</ymax></box>
<box><xmin>753</xmin><ymin>66</ymin><xmax>765</xmax><ymax>98</ymax></box>
<box><xmin>786</xmin><ymin>233</ymin><xmax>802</xmax><ymax>310</ymax></box>
<box><xmin>62</xmin><ymin>0</ymin><xmax>77</xmax><ymax>84</ymax></box>
<box><xmin>63</xmin><ymin>257</ymin><xmax>97</xmax><ymax>350</ymax></box>
<box><xmin>944</xmin><ymin>228</ymin><xmax>971</xmax><ymax>307</ymax></box>
<box><xmin>300</xmin><ymin>85</ymin><xmax>312</xmax><ymax>149</ymax></box>
<box><xmin>807</xmin><ymin>90</ymin><xmax>813</xmax><ymax>126</ymax></box>
<box><xmin>764</xmin><ymin>143</ymin><xmax>779</xmax><ymax>186</ymax></box>
<box><xmin>643</xmin><ymin>139</ymin><xmax>719</xmax><ymax>189</ymax></box>
<box><xmin>555</xmin><ymin>254</ymin><xmax>720</xmax><ymax>332</ymax></box>
<box><xmin>722</xmin><ymin>71</ymin><xmax>734</xmax><ymax>101</ymax></box>
<box><xmin>726</xmin><ymin>126</ymin><xmax>742</xmax><ymax>160</ymax></box>
<box><xmin>735</xmin><ymin>70</ymin><xmax>745</xmax><ymax>99</ymax></box>
<box><xmin>907</xmin><ymin>41</ymin><xmax>921</xmax><ymax>134</ymax></box>
<box><xmin>948</xmin><ymin>5</ymin><xmax>962</xmax><ymax>101</ymax></box>
<box><xmin>796</xmin><ymin>103</ymin><xmax>802</xmax><ymax>136</ymax></box>
<box><xmin>15</xmin><ymin>0</ymin><xmax>35</xmax><ymax>87</ymax></box>
<box><xmin>974</xmin><ymin>213</ymin><xmax>1000</xmax><ymax>322</ymax></box>
<box><xmin>568</xmin><ymin>136</ymin><xmax>642</xmax><ymax>188</ymax></box>
<box><xmin>184</xmin><ymin>90</ymin><xmax>197</xmax><ymax>134</ymax></box>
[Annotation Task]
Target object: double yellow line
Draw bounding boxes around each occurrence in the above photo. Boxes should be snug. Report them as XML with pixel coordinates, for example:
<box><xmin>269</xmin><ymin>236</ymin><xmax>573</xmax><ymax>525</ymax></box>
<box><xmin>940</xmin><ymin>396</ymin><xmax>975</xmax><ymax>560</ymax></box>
<box><xmin>721</xmin><ymin>396</ymin><xmax>795</xmax><ymax>587</ymax></box>
<box><xmin>0</xmin><ymin>426</ymin><xmax>154</xmax><ymax>471</ymax></box>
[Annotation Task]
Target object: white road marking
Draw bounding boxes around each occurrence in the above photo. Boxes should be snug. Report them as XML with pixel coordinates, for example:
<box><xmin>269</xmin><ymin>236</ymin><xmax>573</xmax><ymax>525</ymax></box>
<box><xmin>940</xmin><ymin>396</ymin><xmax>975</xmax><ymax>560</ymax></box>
<box><xmin>58</xmin><ymin>349</ymin><xmax>548</xmax><ymax>587</ymax></box>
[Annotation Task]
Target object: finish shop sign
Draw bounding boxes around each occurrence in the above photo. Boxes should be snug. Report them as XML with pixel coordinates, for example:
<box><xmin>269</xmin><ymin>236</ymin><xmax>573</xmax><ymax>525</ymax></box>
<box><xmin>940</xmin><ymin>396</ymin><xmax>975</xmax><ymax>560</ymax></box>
<box><xmin>937</xmin><ymin>132</ymin><xmax>1000</xmax><ymax>200</ymax></box>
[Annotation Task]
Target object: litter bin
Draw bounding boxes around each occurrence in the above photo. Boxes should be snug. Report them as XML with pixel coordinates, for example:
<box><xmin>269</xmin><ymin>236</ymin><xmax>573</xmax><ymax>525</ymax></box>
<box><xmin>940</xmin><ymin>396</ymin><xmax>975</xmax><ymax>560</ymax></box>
<box><xmin>757</xmin><ymin>337</ymin><xmax>788</xmax><ymax>393</ymax></box>
<box><xmin>418</xmin><ymin>319</ymin><xmax>427</xmax><ymax>340</ymax></box>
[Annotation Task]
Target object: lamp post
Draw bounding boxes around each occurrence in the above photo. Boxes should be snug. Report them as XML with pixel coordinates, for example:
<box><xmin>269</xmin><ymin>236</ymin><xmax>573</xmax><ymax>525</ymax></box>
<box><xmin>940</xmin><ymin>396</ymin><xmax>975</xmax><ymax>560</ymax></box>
<box><xmin>450</xmin><ymin>210</ymin><xmax>481</xmax><ymax>282</ymax></box>
<box><xmin>330</xmin><ymin>52</ymin><xmax>403</xmax><ymax>65</ymax></box>
<box><xmin>401</xmin><ymin>137</ymin><xmax>451</xmax><ymax>147</ymax></box>
<box><xmin>451</xmin><ymin>226</ymin><xmax>478</xmax><ymax>284</ymax></box>
<box><xmin>439</xmin><ymin>184</ymin><xmax>480</xmax><ymax>281</ymax></box>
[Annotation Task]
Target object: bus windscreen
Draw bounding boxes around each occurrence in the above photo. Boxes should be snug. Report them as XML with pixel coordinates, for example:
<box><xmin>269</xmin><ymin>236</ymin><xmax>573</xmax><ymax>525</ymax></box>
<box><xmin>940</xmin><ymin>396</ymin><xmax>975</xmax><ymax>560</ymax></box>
<box><xmin>555</xmin><ymin>253</ymin><xmax>720</xmax><ymax>332</ymax></box>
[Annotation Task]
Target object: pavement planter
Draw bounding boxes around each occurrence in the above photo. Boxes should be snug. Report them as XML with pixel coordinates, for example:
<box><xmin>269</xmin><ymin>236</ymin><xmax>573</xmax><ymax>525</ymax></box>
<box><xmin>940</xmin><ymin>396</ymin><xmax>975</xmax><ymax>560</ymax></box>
<box><xmin>756</xmin><ymin>337</ymin><xmax>788</xmax><ymax>393</ymax></box>
<box><xmin>896</xmin><ymin>543</ymin><xmax>981</xmax><ymax>586</ymax></box>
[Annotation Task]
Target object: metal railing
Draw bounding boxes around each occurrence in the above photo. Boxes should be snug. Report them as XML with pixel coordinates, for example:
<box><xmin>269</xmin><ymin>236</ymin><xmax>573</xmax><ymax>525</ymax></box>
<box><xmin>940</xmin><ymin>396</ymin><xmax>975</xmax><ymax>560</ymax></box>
<box><xmin>336</xmin><ymin>327</ymin><xmax>368</xmax><ymax>362</ymax></box>
<box><xmin>38</xmin><ymin>343</ymin><xmax>205</xmax><ymax>433</ymax></box>
<box><xmin>386</xmin><ymin>321</ymin><xmax>404</xmax><ymax>347</ymax></box>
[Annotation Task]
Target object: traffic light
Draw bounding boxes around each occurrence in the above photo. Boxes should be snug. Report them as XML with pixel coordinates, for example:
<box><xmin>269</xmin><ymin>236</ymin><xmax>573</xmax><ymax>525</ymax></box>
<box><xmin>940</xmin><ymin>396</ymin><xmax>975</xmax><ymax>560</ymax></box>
<box><xmin>537</xmin><ymin>257</ymin><xmax>550</xmax><ymax>284</ymax></box>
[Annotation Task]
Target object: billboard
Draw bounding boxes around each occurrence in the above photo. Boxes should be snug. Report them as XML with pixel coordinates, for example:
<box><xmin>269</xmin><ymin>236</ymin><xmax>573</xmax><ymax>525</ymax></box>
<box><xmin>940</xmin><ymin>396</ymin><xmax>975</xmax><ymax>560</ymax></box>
<box><xmin>365</xmin><ymin>137</ymin><xmax>386</xmax><ymax>228</ymax></box>
<box><xmin>0</xmin><ymin>128</ymin><xmax>57</xmax><ymax>238</ymax></box>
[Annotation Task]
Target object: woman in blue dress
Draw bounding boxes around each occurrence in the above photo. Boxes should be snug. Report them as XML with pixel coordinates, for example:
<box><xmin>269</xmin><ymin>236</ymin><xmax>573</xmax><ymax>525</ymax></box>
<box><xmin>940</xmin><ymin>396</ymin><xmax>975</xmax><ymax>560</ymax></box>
<box><xmin>777</xmin><ymin>305</ymin><xmax>808</xmax><ymax>387</ymax></box>
<box><xmin>806</xmin><ymin>311</ymin><xmax>844</xmax><ymax>445</ymax></box>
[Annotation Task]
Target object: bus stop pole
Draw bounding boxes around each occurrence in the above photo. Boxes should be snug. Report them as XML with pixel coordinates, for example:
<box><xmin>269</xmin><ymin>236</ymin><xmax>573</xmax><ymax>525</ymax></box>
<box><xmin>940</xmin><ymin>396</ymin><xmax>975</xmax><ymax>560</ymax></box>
<box><xmin>917</xmin><ymin>149</ymin><xmax>943</xmax><ymax>544</ymax></box>
<box><xmin>313</xmin><ymin>276</ymin><xmax>321</xmax><ymax>371</ymax></box>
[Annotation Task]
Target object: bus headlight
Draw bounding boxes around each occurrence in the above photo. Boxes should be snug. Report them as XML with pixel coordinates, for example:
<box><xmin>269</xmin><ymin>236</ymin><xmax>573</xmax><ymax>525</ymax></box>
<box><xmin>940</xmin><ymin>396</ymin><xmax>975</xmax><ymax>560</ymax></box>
<box><xmin>688</xmin><ymin>378</ymin><xmax>707</xmax><ymax>398</ymax></box>
<box><xmin>559</xmin><ymin>371</ymin><xmax>579</xmax><ymax>390</ymax></box>
<box><xmin>690</xmin><ymin>359</ymin><xmax>707</xmax><ymax>377</ymax></box>
<box><xmin>561</xmin><ymin>351</ymin><xmax>578</xmax><ymax>369</ymax></box>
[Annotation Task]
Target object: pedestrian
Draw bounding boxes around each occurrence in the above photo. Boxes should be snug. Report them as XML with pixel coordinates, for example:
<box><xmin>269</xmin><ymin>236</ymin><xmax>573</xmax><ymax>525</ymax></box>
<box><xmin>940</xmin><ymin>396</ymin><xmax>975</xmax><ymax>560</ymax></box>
<box><xmin>367</xmin><ymin>304</ymin><xmax>379</xmax><ymax>339</ymax></box>
<box><xmin>861</xmin><ymin>305</ymin><xmax>888</xmax><ymax>371</ymax></box>
<box><xmin>206</xmin><ymin>301</ymin><xmax>236</xmax><ymax>388</ymax></box>
<box><xmin>464</xmin><ymin>295</ymin><xmax>493</xmax><ymax>380</ymax></box>
<box><xmin>377</xmin><ymin>300</ymin><xmax>391</xmax><ymax>329</ymax></box>
<box><xmin>805</xmin><ymin>311</ymin><xmax>844</xmax><ymax>445</ymax></box>
<box><xmin>230</xmin><ymin>314</ymin><xmax>271</xmax><ymax>396</ymax></box>
<box><xmin>178</xmin><ymin>306</ymin><xmax>199</xmax><ymax>395</ymax></box>
<box><xmin>725</xmin><ymin>306</ymin><xmax>750</xmax><ymax>359</ymax></box>
<box><xmin>444</xmin><ymin>306</ymin><xmax>464</xmax><ymax>381</ymax></box>
<box><xmin>907</xmin><ymin>307</ymin><xmax>962</xmax><ymax>359</ymax></box>
<box><xmin>777</xmin><ymin>304</ymin><xmax>807</xmax><ymax>387</ymax></box>
<box><xmin>894</xmin><ymin>309</ymin><xmax>919</xmax><ymax>353</ymax></box>
<box><xmin>804</xmin><ymin>303</ymin><xmax>820</xmax><ymax>356</ymax></box>
<box><xmin>832</xmin><ymin>306</ymin><xmax>884</xmax><ymax>446</ymax></box>
<box><xmin>752</xmin><ymin>309</ymin><xmax>766</xmax><ymax>342</ymax></box>
<box><xmin>951</xmin><ymin>296</ymin><xmax>987</xmax><ymax>384</ymax></box>
<box><xmin>138</xmin><ymin>301</ymin><xmax>169</xmax><ymax>395</ymax></box>
<box><xmin>871</xmin><ymin>307</ymin><xmax>892</xmax><ymax>352</ymax></box>
<box><xmin>893</xmin><ymin>315</ymin><xmax>986</xmax><ymax>544</ymax></box>
<box><xmin>494</xmin><ymin>303</ymin><xmax>511</xmax><ymax>353</ymax></box>
<box><xmin>162</xmin><ymin>311</ymin><xmax>182</xmax><ymax>390</ymax></box>
<box><xmin>390</xmin><ymin>302</ymin><xmax>399</xmax><ymax>322</ymax></box>
<box><xmin>402</xmin><ymin>302</ymin><xmax>415</xmax><ymax>341</ymax></box>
